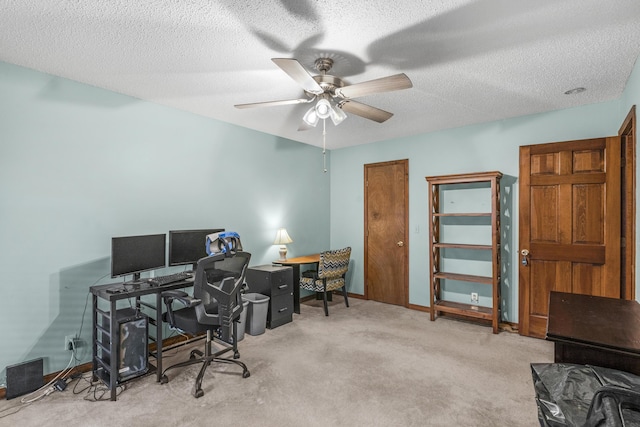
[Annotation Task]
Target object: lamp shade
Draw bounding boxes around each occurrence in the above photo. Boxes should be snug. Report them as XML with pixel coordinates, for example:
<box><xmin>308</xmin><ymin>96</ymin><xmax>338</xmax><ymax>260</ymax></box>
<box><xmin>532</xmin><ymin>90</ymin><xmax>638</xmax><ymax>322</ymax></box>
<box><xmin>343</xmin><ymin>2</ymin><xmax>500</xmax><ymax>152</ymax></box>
<box><xmin>315</xmin><ymin>98</ymin><xmax>332</xmax><ymax>119</ymax></box>
<box><xmin>273</xmin><ymin>228</ymin><xmax>293</xmax><ymax>245</ymax></box>
<box><xmin>330</xmin><ymin>104</ymin><xmax>347</xmax><ymax>126</ymax></box>
<box><xmin>302</xmin><ymin>106</ymin><xmax>319</xmax><ymax>127</ymax></box>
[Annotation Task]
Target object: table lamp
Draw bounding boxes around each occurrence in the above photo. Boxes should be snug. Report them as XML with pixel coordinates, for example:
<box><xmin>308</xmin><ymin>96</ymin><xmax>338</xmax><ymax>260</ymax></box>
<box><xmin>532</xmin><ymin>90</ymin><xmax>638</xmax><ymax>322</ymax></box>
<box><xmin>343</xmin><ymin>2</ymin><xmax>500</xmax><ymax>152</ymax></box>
<box><xmin>273</xmin><ymin>228</ymin><xmax>293</xmax><ymax>261</ymax></box>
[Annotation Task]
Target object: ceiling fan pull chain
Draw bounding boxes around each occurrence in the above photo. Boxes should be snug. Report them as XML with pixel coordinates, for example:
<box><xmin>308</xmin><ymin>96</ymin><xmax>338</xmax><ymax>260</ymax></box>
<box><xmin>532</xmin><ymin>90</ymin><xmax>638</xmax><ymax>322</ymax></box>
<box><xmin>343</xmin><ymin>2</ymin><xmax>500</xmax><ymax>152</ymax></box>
<box><xmin>322</xmin><ymin>118</ymin><xmax>327</xmax><ymax>173</ymax></box>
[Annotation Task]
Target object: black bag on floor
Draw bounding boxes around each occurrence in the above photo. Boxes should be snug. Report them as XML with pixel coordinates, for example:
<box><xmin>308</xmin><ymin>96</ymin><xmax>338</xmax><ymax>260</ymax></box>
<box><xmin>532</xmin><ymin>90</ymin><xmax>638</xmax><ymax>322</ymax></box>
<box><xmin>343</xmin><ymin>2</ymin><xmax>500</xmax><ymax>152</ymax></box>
<box><xmin>531</xmin><ymin>363</ymin><xmax>640</xmax><ymax>427</ymax></box>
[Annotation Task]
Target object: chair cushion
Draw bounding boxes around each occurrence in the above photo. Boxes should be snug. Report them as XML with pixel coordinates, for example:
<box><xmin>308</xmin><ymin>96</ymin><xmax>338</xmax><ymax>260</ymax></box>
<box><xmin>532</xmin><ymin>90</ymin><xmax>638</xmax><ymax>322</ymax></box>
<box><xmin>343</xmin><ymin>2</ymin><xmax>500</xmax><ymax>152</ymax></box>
<box><xmin>299</xmin><ymin>276</ymin><xmax>345</xmax><ymax>292</ymax></box>
<box><xmin>299</xmin><ymin>247</ymin><xmax>351</xmax><ymax>292</ymax></box>
<box><xmin>162</xmin><ymin>306</ymin><xmax>213</xmax><ymax>335</ymax></box>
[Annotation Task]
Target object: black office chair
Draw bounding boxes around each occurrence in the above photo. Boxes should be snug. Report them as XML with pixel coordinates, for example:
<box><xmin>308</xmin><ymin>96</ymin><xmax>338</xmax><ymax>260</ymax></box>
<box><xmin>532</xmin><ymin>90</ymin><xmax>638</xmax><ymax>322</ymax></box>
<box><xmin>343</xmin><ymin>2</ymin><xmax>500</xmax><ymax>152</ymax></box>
<box><xmin>160</xmin><ymin>250</ymin><xmax>251</xmax><ymax>398</ymax></box>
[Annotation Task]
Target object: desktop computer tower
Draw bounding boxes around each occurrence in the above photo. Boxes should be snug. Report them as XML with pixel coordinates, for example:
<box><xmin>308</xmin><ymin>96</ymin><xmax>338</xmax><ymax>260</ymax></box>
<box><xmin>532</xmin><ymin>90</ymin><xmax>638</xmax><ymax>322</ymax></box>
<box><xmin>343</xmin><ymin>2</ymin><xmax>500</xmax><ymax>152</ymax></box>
<box><xmin>97</xmin><ymin>308</ymin><xmax>149</xmax><ymax>383</ymax></box>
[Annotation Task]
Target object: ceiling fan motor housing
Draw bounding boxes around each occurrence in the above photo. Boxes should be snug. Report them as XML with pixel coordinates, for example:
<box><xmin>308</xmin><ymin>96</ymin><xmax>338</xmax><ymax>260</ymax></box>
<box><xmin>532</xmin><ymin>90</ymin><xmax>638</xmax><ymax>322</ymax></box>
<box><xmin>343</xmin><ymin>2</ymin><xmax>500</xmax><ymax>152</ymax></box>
<box><xmin>311</xmin><ymin>74</ymin><xmax>345</xmax><ymax>98</ymax></box>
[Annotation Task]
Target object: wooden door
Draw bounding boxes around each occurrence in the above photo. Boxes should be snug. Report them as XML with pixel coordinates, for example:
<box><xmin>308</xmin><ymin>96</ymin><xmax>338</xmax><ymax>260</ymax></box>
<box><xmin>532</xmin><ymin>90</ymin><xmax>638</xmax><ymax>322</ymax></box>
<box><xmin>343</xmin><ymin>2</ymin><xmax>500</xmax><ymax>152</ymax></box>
<box><xmin>619</xmin><ymin>106</ymin><xmax>637</xmax><ymax>301</ymax></box>
<box><xmin>519</xmin><ymin>137</ymin><xmax>621</xmax><ymax>338</ymax></box>
<box><xmin>364</xmin><ymin>159</ymin><xmax>409</xmax><ymax>306</ymax></box>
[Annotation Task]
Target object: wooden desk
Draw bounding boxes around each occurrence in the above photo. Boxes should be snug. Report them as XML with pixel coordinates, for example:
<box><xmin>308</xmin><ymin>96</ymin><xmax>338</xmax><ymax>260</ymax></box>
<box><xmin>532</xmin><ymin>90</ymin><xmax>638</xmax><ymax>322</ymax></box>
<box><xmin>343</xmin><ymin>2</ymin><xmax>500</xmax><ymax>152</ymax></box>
<box><xmin>273</xmin><ymin>254</ymin><xmax>320</xmax><ymax>314</ymax></box>
<box><xmin>546</xmin><ymin>291</ymin><xmax>640</xmax><ymax>375</ymax></box>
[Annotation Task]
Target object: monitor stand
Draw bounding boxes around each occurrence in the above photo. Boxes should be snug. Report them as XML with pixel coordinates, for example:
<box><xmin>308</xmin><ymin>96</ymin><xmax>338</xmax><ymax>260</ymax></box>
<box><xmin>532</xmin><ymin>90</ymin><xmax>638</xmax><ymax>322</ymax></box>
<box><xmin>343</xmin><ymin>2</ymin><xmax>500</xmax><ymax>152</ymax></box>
<box><xmin>125</xmin><ymin>273</ymin><xmax>146</xmax><ymax>288</ymax></box>
<box><xmin>189</xmin><ymin>262</ymin><xmax>198</xmax><ymax>273</ymax></box>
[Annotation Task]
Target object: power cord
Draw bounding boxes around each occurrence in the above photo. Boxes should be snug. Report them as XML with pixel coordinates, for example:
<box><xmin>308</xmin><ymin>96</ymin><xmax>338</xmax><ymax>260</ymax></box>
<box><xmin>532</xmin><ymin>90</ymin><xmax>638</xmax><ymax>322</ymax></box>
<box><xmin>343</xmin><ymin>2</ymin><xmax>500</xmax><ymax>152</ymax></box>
<box><xmin>1</xmin><ymin>272</ymin><xmax>117</xmax><ymax>420</ymax></box>
<box><xmin>21</xmin><ymin>348</ymin><xmax>76</xmax><ymax>404</ymax></box>
<box><xmin>75</xmin><ymin>272</ymin><xmax>112</xmax><ymax>358</ymax></box>
<box><xmin>0</xmin><ymin>349</ymin><xmax>76</xmax><ymax>419</ymax></box>
<box><xmin>70</xmin><ymin>372</ymin><xmax>126</xmax><ymax>401</ymax></box>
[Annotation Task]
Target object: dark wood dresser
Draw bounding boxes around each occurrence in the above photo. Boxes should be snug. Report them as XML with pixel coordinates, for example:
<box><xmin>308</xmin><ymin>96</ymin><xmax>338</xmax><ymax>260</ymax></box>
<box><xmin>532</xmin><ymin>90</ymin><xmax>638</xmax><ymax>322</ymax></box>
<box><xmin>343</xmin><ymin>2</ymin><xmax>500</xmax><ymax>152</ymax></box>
<box><xmin>546</xmin><ymin>291</ymin><xmax>640</xmax><ymax>375</ymax></box>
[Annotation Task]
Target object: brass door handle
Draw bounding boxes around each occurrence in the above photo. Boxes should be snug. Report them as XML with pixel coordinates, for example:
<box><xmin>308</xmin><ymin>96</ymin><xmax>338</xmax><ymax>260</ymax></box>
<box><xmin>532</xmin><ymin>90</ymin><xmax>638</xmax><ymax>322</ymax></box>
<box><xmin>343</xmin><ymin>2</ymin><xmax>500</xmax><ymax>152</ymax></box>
<box><xmin>397</xmin><ymin>241</ymin><xmax>404</xmax><ymax>247</ymax></box>
<box><xmin>521</xmin><ymin>249</ymin><xmax>529</xmax><ymax>266</ymax></box>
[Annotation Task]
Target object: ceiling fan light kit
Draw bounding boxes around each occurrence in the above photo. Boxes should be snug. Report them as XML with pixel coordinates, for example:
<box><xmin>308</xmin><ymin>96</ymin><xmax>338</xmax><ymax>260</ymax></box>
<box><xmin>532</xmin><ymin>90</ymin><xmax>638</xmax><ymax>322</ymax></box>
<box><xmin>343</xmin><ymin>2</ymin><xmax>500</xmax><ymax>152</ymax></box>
<box><xmin>302</xmin><ymin>97</ymin><xmax>347</xmax><ymax>127</ymax></box>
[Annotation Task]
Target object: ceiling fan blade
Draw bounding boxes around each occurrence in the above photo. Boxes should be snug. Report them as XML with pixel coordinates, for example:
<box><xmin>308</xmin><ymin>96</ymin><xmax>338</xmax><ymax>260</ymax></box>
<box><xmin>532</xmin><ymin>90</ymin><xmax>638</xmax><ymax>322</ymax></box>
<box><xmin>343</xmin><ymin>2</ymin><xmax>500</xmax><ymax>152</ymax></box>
<box><xmin>340</xmin><ymin>100</ymin><xmax>394</xmax><ymax>123</ymax></box>
<box><xmin>272</xmin><ymin>58</ymin><xmax>324</xmax><ymax>95</ymax></box>
<box><xmin>336</xmin><ymin>73</ymin><xmax>413</xmax><ymax>99</ymax></box>
<box><xmin>234</xmin><ymin>97</ymin><xmax>313</xmax><ymax>109</ymax></box>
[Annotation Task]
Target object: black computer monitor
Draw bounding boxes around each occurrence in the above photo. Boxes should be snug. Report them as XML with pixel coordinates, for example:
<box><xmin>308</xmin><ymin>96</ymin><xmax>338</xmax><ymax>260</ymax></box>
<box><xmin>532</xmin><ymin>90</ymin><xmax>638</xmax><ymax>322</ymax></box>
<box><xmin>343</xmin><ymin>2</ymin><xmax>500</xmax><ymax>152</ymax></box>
<box><xmin>111</xmin><ymin>233</ymin><xmax>166</xmax><ymax>282</ymax></box>
<box><xmin>168</xmin><ymin>228</ymin><xmax>224</xmax><ymax>271</ymax></box>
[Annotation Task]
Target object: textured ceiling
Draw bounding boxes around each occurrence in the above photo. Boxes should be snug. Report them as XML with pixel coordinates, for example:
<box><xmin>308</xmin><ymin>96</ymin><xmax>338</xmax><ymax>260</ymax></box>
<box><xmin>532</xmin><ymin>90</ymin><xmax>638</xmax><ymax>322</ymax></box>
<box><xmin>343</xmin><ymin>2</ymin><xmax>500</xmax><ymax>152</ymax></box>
<box><xmin>2</xmin><ymin>0</ymin><xmax>640</xmax><ymax>149</ymax></box>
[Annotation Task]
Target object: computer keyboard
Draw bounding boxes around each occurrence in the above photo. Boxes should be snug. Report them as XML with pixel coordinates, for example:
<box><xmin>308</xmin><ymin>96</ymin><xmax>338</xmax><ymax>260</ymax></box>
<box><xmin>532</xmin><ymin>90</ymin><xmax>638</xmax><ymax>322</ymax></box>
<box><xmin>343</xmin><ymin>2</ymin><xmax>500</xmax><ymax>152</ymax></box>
<box><xmin>148</xmin><ymin>272</ymin><xmax>192</xmax><ymax>287</ymax></box>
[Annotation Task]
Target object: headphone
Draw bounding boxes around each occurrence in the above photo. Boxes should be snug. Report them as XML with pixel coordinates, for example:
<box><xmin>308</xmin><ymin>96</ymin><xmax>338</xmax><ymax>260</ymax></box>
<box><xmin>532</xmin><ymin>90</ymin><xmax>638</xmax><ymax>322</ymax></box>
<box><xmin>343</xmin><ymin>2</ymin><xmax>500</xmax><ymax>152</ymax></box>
<box><xmin>205</xmin><ymin>231</ymin><xmax>243</xmax><ymax>256</ymax></box>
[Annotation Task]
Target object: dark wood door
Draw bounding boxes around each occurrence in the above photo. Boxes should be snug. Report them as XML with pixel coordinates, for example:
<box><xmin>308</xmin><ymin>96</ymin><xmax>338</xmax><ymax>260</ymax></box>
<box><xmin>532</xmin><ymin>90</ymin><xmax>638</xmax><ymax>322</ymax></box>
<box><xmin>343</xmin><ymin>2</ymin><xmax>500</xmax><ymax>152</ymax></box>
<box><xmin>519</xmin><ymin>137</ymin><xmax>621</xmax><ymax>338</ymax></box>
<box><xmin>619</xmin><ymin>106</ymin><xmax>637</xmax><ymax>301</ymax></box>
<box><xmin>364</xmin><ymin>159</ymin><xmax>409</xmax><ymax>306</ymax></box>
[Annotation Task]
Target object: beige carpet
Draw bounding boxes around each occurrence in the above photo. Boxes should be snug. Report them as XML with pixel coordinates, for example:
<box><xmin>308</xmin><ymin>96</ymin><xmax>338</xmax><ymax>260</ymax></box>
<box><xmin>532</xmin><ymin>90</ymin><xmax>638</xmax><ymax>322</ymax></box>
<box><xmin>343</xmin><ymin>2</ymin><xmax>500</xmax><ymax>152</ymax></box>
<box><xmin>0</xmin><ymin>299</ymin><xmax>553</xmax><ymax>427</ymax></box>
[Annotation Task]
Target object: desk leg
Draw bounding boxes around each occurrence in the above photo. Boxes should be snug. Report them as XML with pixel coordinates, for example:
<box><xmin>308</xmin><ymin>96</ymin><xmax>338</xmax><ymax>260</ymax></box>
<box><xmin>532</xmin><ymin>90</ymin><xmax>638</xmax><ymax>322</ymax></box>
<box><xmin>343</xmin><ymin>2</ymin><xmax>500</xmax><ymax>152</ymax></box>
<box><xmin>109</xmin><ymin>299</ymin><xmax>118</xmax><ymax>401</ymax></box>
<box><xmin>91</xmin><ymin>294</ymin><xmax>98</xmax><ymax>382</ymax></box>
<box><xmin>156</xmin><ymin>292</ymin><xmax>163</xmax><ymax>381</ymax></box>
<box><xmin>292</xmin><ymin>265</ymin><xmax>301</xmax><ymax>314</ymax></box>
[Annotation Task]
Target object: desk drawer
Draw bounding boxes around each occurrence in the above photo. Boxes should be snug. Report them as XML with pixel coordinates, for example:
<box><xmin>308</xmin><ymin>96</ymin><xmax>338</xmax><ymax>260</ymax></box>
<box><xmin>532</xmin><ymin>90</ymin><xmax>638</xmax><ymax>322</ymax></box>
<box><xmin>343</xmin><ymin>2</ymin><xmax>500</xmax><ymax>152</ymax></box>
<box><xmin>268</xmin><ymin>293</ymin><xmax>293</xmax><ymax>329</ymax></box>
<box><xmin>270</xmin><ymin>271</ymin><xmax>293</xmax><ymax>297</ymax></box>
<box><xmin>246</xmin><ymin>265</ymin><xmax>293</xmax><ymax>297</ymax></box>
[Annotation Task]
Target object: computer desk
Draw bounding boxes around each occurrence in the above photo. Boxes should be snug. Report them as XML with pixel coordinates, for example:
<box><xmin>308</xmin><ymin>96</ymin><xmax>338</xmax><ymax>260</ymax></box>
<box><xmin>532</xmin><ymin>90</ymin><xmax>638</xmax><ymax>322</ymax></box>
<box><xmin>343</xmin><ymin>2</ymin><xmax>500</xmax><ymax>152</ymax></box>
<box><xmin>272</xmin><ymin>254</ymin><xmax>320</xmax><ymax>314</ymax></box>
<box><xmin>90</xmin><ymin>279</ymin><xmax>194</xmax><ymax>401</ymax></box>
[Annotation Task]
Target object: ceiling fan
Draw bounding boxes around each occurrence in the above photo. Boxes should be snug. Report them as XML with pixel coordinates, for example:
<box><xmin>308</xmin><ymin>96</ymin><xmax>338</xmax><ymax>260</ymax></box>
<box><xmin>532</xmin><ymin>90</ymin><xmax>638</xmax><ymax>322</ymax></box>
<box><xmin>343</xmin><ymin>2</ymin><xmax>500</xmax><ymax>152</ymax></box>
<box><xmin>234</xmin><ymin>57</ymin><xmax>413</xmax><ymax>130</ymax></box>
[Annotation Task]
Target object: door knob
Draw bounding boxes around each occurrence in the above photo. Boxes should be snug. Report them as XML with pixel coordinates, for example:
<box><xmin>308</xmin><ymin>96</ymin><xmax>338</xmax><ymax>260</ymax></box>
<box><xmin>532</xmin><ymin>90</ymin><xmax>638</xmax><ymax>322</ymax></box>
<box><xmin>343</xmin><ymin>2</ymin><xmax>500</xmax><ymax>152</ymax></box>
<box><xmin>397</xmin><ymin>241</ymin><xmax>404</xmax><ymax>247</ymax></box>
<box><xmin>520</xmin><ymin>249</ymin><xmax>529</xmax><ymax>266</ymax></box>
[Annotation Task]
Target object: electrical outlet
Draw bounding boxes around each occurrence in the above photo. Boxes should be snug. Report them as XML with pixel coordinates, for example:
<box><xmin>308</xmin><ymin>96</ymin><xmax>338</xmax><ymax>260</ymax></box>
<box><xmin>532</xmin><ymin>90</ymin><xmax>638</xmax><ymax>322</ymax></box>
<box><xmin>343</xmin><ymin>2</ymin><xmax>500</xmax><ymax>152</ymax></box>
<box><xmin>64</xmin><ymin>335</ymin><xmax>78</xmax><ymax>351</ymax></box>
<box><xmin>471</xmin><ymin>292</ymin><xmax>479</xmax><ymax>303</ymax></box>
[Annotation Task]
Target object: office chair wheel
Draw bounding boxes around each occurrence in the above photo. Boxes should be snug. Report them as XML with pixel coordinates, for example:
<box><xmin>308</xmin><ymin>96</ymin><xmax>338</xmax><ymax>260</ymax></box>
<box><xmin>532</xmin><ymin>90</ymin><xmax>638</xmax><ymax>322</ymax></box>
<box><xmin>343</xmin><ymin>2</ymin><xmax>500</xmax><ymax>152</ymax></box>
<box><xmin>160</xmin><ymin>374</ymin><xmax>169</xmax><ymax>384</ymax></box>
<box><xmin>234</xmin><ymin>351</ymin><xmax>240</xmax><ymax>359</ymax></box>
<box><xmin>243</xmin><ymin>370</ymin><xmax>250</xmax><ymax>379</ymax></box>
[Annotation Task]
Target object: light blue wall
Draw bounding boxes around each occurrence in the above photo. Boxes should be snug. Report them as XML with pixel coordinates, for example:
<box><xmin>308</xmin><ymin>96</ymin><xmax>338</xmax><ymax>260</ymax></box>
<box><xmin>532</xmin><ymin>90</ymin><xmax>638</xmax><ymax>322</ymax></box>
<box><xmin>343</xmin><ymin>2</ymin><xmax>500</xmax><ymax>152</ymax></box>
<box><xmin>0</xmin><ymin>61</ymin><xmax>330</xmax><ymax>379</ymax></box>
<box><xmin>331</xmin><ymin>57</ymin><xmax>640</xmax><ymax>322</ymax></box>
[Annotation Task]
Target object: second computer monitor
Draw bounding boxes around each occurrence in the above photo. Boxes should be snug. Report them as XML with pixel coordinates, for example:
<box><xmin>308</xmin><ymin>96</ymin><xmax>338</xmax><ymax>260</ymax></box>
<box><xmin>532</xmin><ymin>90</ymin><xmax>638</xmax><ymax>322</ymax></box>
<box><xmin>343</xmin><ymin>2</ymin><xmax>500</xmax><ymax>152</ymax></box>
<box><xmin>168</xmin><ymin>228</ymin><xmax>224</xmax><ymax>270</ymax></box>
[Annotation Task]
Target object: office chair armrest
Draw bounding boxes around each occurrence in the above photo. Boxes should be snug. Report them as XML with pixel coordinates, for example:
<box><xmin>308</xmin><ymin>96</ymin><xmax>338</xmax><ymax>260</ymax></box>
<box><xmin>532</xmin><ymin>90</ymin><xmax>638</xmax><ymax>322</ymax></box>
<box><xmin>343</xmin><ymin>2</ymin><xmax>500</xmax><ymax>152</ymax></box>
<box><xmin>162</xmin><ymin>290</ymin><xmax>189</xmax><ymax>298</ymax></box>
<box><xmin>161</xmin><ymin>290</ymin><xmax>202</xmax><ymax>328</ymax></box>
<box><xmin>161</xmin><ymin>290</ymin><xmax>201</xmax><ymax>307</ymax></box>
